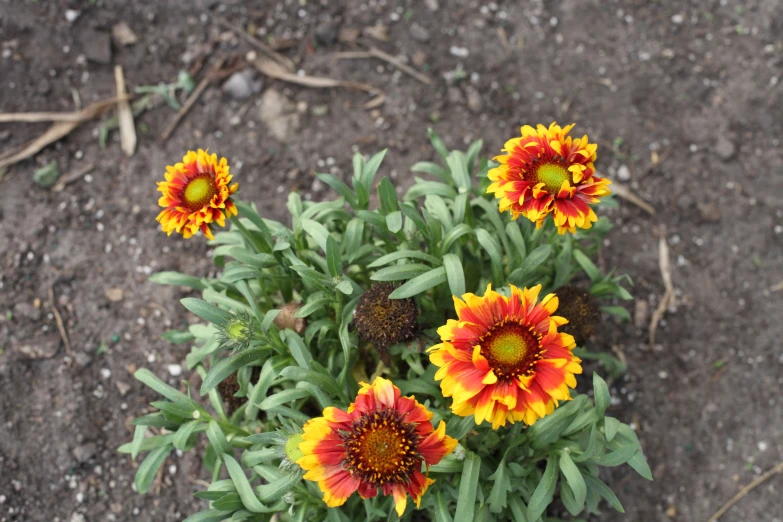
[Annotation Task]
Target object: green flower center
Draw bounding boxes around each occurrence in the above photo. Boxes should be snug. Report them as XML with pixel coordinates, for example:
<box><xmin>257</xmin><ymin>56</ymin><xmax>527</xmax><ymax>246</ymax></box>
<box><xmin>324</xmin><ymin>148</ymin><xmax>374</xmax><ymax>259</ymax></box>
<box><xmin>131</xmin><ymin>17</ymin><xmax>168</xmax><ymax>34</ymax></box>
<box><xmin>480</xmin><ymin>321</ymin><xmax>542</xmax><ymax>380</ymax></box>
<box><xmin>535</xmin><ymin>163</ymin><xmax>571</xmax><ymax>193</ymax></box>
<box><xmin>183</xmin><ymin>176</ymin><xmax>217</xmax><ymax>210</ymax></box>
<box><xmin>285</xmin><ymin>434</ymin><xmax>304</xmax><ymax>463</ymax></box>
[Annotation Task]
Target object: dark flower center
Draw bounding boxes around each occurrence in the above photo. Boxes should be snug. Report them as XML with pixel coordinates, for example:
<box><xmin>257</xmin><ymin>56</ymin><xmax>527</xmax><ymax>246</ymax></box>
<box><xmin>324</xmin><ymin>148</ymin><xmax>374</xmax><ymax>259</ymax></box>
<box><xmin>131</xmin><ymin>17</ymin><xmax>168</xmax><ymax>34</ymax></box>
<box><xmin>183</xmin><ymin>175</ymin><xmax>218</xmax><ymax>211</ymax></box>
<box><xmin>341</xmin><ymin>408</ymin><xmax>420</xmax><ymax>487</ymax></box>
<box><xmin>480</xmin><ymin>320</ymin><xmax>542</xmax><ymax>380</ymax></box>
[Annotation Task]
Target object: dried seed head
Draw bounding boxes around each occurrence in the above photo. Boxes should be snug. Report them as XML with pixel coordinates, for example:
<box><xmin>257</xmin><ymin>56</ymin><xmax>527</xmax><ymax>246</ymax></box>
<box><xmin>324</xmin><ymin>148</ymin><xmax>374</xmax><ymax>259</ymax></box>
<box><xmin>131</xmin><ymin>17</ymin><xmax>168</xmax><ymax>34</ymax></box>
<box><xmin>353</xmin><ymin>283</ymin><xmax>419</xmax><ymax>350</ymax></box>
<box><xmin>554</xmin><ymin>285</ymin><xmax>601</xmax><ymax>346</ymax></box>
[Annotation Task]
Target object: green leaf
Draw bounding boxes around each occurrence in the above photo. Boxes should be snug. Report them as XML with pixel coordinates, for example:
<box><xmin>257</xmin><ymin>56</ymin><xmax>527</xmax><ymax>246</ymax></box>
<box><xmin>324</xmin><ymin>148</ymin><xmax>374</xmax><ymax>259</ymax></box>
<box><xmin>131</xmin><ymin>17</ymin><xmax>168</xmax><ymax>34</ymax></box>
<box><xmin>258</xmin><ymin>388</ymin><xmax>311</xmax><ymax>410</ymax></box>
<box><xmin>362</xmin><ymin>149</ymin><xmax>388</xmax><ymax>195</ymax></box>
<box><xmin>446</xmin><ymin>150</ymin><xmax>471</xmax><ymax>190</ymax></box>
<box><xmin>465</xmin><ymin>139</ymin><xmax>483</xmax><ymax>173</ymax></box>
<box><xmin>404</xmin><ymin>180</ymin><xmax>458</xmax><ymax>201</ymax></box>
<box><xmin>447</xmin><ymin>415</ymin><xmax>476</xmax><ymax>440</ymax></box>
<box><xmin>559</xmin><ymin>452</ymin><xmax>587</xmax><ymax>510</ymax></box>
<box><xmin>385</xmin><ymin>211</ymin><xmax>403</xmax><ymax>233</ymax></box>
<box><xmin>134</xmin><ymin>369</ymin><xmax>190</xmax><ymax>403</ymax></box>
<box><xmin>343</xmin><ymin>218</ymin><xmax>364</xmax><ymax>262</ymax></box>
<box><xmin>335</xmin><ymin>278</ymin><xmax>354</xmax><ymax>295</ymax></box>
<box><xmin>388</xmin><ymin>267</ymin><xmax>447</xmax><ymax>299</ymax></box>
<box><xmin>584</xmin><ymin>475</ymin><xmax>624</xmax><ymax>512</ymax></box>
<box><xmin>206</xmin><ymin>420</ymin><xmax>232</xmax><ymax>457</ymax></box>
<box><xmin>527</xmin><ymin>454</ymin><xmax>558</xmax><ymax>522</ymax></box>
<box><xmin>294</xmin><ymin>293</ymin><xmax>333</xmax><ymax>318</ymax></box>
<box><xmin>279</xmin><ymin>367</ymin><xmax>339</xmax><ymax>396</ymax></box>
<box><xmin>411</xmin><ymin>161</ymin><xmax>450</xmax><ymax>183</ymax></box>
<box><xmin>181</xmin><ymin>298</ymin><xmax>234</xmax><ymax>327</ymax></box>
<box><xmin>283</xmin><ymin>330</ymin><xmax>312</xmax><ymax>368</ymax></box>
<box><xmin>593</xmin><ymin>373</ymin><xmax>610</xmax><ymax>418</ymax></box>
<box><xmin>425</xmin><ymin>194</ymin><xmax>453</xmax><ymax>231</ymax></box>
<box><xmin>183</xmin><ymin>509</ymin><xmax>234</xmax><ymax>522</ymax></box>
<box><xmin>149</xmin><ymin>271</ymin><xmax>207</xmax><ymax>290</ymax></box>
<box><xmin>161</xmin><ymin>329</ymin><xmax>196</xmax><ymax>344</ymax></box>
<box><xmin>604</xmin><ymin>416</ymin><xmax>620</xmax><ymax>442</ymax></box>
<box><xmin>134</xmin><ymin>445</ymin><xmax>172</xmax><ymax>494</ymax></box>
<box><xmin>325</xmin><ymin>236</ymin><xmax>342</xmax><ymax>277</ymax></box>
<box><xmin>118</xmin><ymin>433</ymin><xmax>174</xmax><ymax>454</ymax></box>
<box><xmin>371</xmin><ymin>263</ymin><xmax>432</xmax><ymax>282</ymax></box>
<box><xmin>131</xmin><ymin>425</ymin><xmax>147</xmax><ymax>460</ymax></box>
<box><xmin>439</xmin><ymin>223</ymin><xmax>473</xmax><ymax>255</ymax></box>
<box><xmin>260</xmin><ymin>309</ymin><xmax>281</xmax><ymax>332</ymax></box>
<box><xmin>628</xmin><ymin>449</ymin><xmax>653</xmax><ymax>480</ymax></box>
<box><xmin>560</xmin><ymin>481</ymin><xmax>582</xmax><ymax>516</ymax></box>
<box><xmin>368</xmin><ymin>250</ymin><xmax>441</xmax><ymax>268</ymax></box>
<box><xmin>601</xmin><ymin>305</ymin><xmax>631</xmax><ymax>322</ymax></box>
<box><xmin>301</xmin><ymin>219</ymin><xmax>332</xmax><ymax>252</ymax></box>
<box><xmin>476</xmin><ymin>228</ymin><xmax>504</xmax><ymax>283</ymax></box>
<box><xmin>453</xmin><ymin>452</ymin><xmax>481</xmax><ymax>522</ymax></box>
<box><xmin>221</xmin><ymin>265</ymin><xmax>259</xmax><ymax>284</ymax></box>
<box><xmin>316</xmin><ymin>173</ymin><xmax>358</xmax><ymax>208</ymax></box>
<box><xmin>173</xmin><ymin>420</ymin><xmax>201</xmax><ymax>451</ymax></box>
<box><xmin>442</xmin><ymin>253</ymin><xmax>466</xmax><ymax>297</ymax></box>
<box><xmin>224</xmin><ymin>454</ymin><xmax>266</xmax><ymax>513</ymax></box>
<box><xmin>488</xmin><ymin>460</ymin><xmax>512</xmax><ymax>513</ymax></box>
<box><xmin>433</xmin><ymin>490</ymin><xmax>454</xmax><ymax>522</ymax></box>
<box><xmin>573</xmin><ymin>249</ymin><xmax>602</xmax><ymax>282</ymax></box>
<box><xmin>378</xmin><ymin>177</ymin><xmax>399</xmax><ymax>214</ymax></box>
<box><xmin>573</xmin><ymin>424</ymin><xmax>605</xmax><ymax>463</ymax></box>
<box><xmin>427</xmin><ymin>127</ymin><xmax>450</xmax><ymax>160</ymax></box>
<box><xmin>257</xmin><ymin>472</ymin><xmax>303</xmax><ymax>503</ymax></box>
<box><xmin>200</xmin><ymin>348</ymin><xmax>267</xmax><ymax>395</ymax></box>
<box><xmin>507</xmin><ymin>496</ymin><xmax>529</xmax><ymax>522</ymax></box>
<box><xmin>598</xmin><ymin>443</ymin><xmax>639</xmax><ymax>467</ymax></box>
<box><xmin>505</xmin><ymin>222</ymin><xmax>527</xmax><ymax>264</ymax></box>
<box><xmin>512</xmin><ymin>245</ymin><xmax>553</xmax><ymax>280</ymax></box>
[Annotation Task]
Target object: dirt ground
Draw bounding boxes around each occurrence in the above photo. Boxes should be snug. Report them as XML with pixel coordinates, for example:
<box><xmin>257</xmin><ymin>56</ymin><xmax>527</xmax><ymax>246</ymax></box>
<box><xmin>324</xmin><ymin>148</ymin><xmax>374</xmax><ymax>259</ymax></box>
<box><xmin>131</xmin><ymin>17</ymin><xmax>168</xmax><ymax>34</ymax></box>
<box><xmin>2</xmin><ymin>1</ymin><xmax>782</xmax><ymax>521</ymax></box>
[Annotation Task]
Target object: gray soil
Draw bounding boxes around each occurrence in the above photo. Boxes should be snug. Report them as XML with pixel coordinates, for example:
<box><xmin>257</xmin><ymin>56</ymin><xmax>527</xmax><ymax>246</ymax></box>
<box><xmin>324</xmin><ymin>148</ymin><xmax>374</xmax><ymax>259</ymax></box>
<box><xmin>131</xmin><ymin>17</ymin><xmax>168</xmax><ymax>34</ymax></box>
<box><xmin>1</xmin><ymin>1</ymin><xmax>782</xmax><ymax>521</ymax></box>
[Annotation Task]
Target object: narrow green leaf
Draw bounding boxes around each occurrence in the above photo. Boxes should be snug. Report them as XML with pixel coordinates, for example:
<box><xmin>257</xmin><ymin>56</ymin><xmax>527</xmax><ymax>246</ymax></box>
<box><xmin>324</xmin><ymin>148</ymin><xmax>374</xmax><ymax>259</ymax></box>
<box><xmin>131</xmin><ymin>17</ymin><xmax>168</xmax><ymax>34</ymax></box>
<box><xmin>173</xmin><ymin>420</ymin><xmax>201</xmax><ymax>451</ymax></box>
<box><xmin>279</xmin><ymin>367</ymin><xmax>339</xmax><ymax>395</ymax></box>
<box><xmin>388</xmin><ymin>267</ymin><xmax>447</xmax><ymax>299</ymax></box>
<box><xmin>220</xmin><ymin>265</ymin><xmax>259</xmax><ymax>284</ymax></box>
<box><xmin>200</xmin><ymin>348</ymin><xmax>267</xmax><ymax>395</ymax></box>
<box><xmin>439</xmin><ymin>223</ymin><xmax>473</xmax><ymax>254</ymax></box>
<box><xmin>573</xmin><ymin>249</ymin><xmax>602</xmax><ymax>282</ymax></box>
<box><xmin>294</xmin><ymin>293</ymin><xmax>333</xmax><ymax>318</ymax></box>
<box><xmin>284</xmin><ymin>330</ymin><xmax>312</xmax><ymax>368</ymax></box>
<box><xmin>527</xmin><ymin>454</ymin><xmax>558</xmax><ymax>521</ymax></box>
<box><xmin>433</xmin><ymin>490</ymin><xmax>454</xmax><ymax>522</ymax></box>
<box><xmin>224</xmin><ymin>454</ymin><xmax>266</xmax><ymax>513</ymax></box>
<box><xmin>593</xmin><ymin>373</ymin><xmax>610</xmax><ymax>418</ymax></box>
<box><xmin>149</xmin><ymin>271</ymin><xmax>207</xmax><ymax>290</ymax></box>
<box><xmin>134</xmin><ymin>445</ymin><xmax>172</xmax><ymax>494</ymax></box>
<box><xmin>573</xmin><ymin>424</ymin><xmax>605</xmax><ymax>463</ymax></box>
<box><xmin>326</xmin><ymin>236</ymin><xmax>342</xmax><ymax>277</ymax></box>
<box><xmin>131</xmin><ymin>425</ymin><xmax>147</xmax><ymax>460</ymax></box>
<box><xmin>465</xmin><ymin>139</ymin><xmax>483</xmax><ymax>173</ymax></box>
<box><xmin>598</xmin><ymin>443</ymin><xmax>639</xmax><ymax>467</ymax></box>
<box><xmin>560</xmin><ymin>452</ymin><xmax>587</xmax><ymax>509</ymax></box>
<box><xmin>378</xmin><ymin>177</ymin><xmax>399</xmax><ymax>214</ymax></box>
<box><xmin>183</xmin><ymin>509</ymin><xmax>233</xmax><ymax>522</ymax></box>
<box><xmin>427</xmin><ymin>127</ymin><xmax>450</xmax><ymax>160</ymax></box>
<box><xmin>442</xmin><ymin>253</ymin><xmax>466</xmax><ymax>297</ymax></box>
<box><xmin>260</xmin><ymin>309</ymin><xmax>281</xmax><ymax>332</ymax></box>
<box><xmin>404</xmin><ymin>180</ymin><xmax>458</xmax><ymax>201</ymax></box>
<box><xmin>507</xmin><ymin>496</ymin><xmax>529</xmax><ymax>522</ymax></box>
<box><xmin>517</xmin><ymin>245</ymin><xmax>553</xmax><ymax>277</ymax></box>
<box><xmin>454</xmin><ymin>452</ymin><xmax>481</xmax><ymax>522</ymax></box>
<box><xmin>601</xmin><ymin>305</ymin><xmax>631</xmax><ymax>322</ymax></box>
<box><xmin>257</xmin><ymin>472</ymin><xmax>303</xmax><ymax>503</ymax></box>
<box><xmin>385</xmin><ymin>211</ymin><xmax>403</xmax><ymax>233</ymax></box>
<box><xmin>161</xmin><ymin>329</ymin><xmax>196</xmax><ymax>344</ymax></box>
<box><xmin>181</xmin><ymin>298</ymin><xmax>234</xmax><ymax>327</ymax></box>
<box><xmin>488</xmin><ymin>460</ymin><xmax>512</xmax><ymax>513</ymax></box>
<box><xmin>206</xmin><ymin>420</ymin><xmax>232</xmax><ymax>457</ymax></box>
<box><xmin>258</xmin><ymin>388</ymin><xmax>310</xmax><ymax>410</ymax></box>
<box><xmin>316</xmin><ymin>173</ymin><xmax>358</xmax><ymax>208</ymax></box>
<box><xmin>134</xmin><ymin>368</ymin><xmax>190</xmax><ymax>403</ymax></box>
<box><xmin>301</xmin><ymin>219</ymin><xmax>332</xmax><ymax>252</ymax></box>
<box><xmin>362</xmin><ymin>149</ymin><xmax>388</xmax><ymax>195</ymax></box>
<box><xmin>628</xmin><ymin>449</ymin><xmax>653</xmax><ymax>480</ymax></box>
<box><xmin>584</xmin><ymin>475</ymin><xmax>624</xmax><ymax>512</ymax></box>
<box><xmin>411</xmin><ymin>161</ymin><xmax>450</xmax><ymax>183</ymax></box>
<box><xmin>604</xmin><ymin>416</ymin><xmax>620</xmax><ymax>442</ymax></box>
<box><xmin>368</xmin><ymin>250</ymin><xmax>441</xmax><ymax>268</ymax></box>
<box><xmin>371</xmin><ymin>263</ymin><xmax>432</xmax><ymax>282</ymax></box>
<box><xmin>343</xmin><ymin>218</ymin><xmax>364</xmax><ymax>262</ymax></box>
<box><xmin>446</xmin><ymin>150</ymin><xmax>471</xmax><ymax>189</ymax></box>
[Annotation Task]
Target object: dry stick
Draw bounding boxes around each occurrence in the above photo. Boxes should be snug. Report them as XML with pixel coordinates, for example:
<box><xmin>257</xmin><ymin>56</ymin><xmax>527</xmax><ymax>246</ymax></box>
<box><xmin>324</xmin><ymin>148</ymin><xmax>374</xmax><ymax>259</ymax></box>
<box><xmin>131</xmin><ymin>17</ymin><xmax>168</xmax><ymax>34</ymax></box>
<box><xmin>160</xmin><ymin>58</ymin><xmax>226</xmax><ymax>142</ymax></box>
<box><xmin>0</xmin><ymin>96</ymin><xmax>130</xmax><ymax>123</ymax></box>
<box><xmin>52</xmin><ymin>163</ymin><xmax>95</xmax><ymax>192</ymax></box>
<box><xmin>649</xmin><ymin>228</ymin><xmax>674</xmax><ymax>345</ymax></box>
<box><xmin>114</xmin><ymin>65</ymin><xmax>137</xmax><ymax>156</ymax></box>
<box><xmin>707</xmin><ymin>460</ymin><xmax>783</xmax><ymax>522</ymax></box>
<box><xmin>49</xmin><ymin>287</ymin><xmax>72</xmax><ymax>357</ymax></box>
<box><xmin>217</xmin><ymin>18</ymin><xmax>295</xmax><ymax>72</ymax></box>
<box><xmin>332</xmin><ymin>47</ymin><xmax>432</xmax><ymax>85</ymax></box>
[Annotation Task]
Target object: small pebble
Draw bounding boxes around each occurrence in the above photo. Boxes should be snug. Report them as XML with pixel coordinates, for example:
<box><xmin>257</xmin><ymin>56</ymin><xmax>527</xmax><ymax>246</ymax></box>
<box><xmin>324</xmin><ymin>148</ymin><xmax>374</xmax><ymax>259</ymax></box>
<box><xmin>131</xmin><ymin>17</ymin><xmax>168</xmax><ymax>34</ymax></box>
<box><xmin>167</xmin><ymin>364</ymin><xmax>183</xmax><ymax>377</ymax></box>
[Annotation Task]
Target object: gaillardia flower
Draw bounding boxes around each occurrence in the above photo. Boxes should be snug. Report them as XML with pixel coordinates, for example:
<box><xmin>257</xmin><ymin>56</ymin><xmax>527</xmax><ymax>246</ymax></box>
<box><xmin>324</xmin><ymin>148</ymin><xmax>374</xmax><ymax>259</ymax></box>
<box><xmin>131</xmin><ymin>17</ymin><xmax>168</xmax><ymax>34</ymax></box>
<box><xmin>156</xmin><ymin>149</ymin><xmax>238</xmax><ymax>239</ymax></box>
<box><xmin>487</xmin><ymin>123</ymin><xmax>610</xmax><ymax>234</ymax></box>
<box><xmin>298</xmin><ymin>377</ymin><xmax>457</xmax><ymax>516</ymax></box>
<box><xmin>428</xmin><ymin>284</ymin><xmax>581</xmax><ymax>428</ymax></box>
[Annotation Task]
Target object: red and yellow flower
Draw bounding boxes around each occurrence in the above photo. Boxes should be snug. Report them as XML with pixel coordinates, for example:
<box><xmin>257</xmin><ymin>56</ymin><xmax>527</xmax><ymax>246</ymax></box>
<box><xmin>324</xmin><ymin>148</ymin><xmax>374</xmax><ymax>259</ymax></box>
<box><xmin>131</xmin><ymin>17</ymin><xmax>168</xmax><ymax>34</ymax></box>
<box><xmin>298</xmin><ymin>377</ymin><xmax>457</xmax><ymax>516</ymax></box>
<box><xmin>156</xmin><ymin>149</ymin><xmax>238</xmax><ymax>239</ymax></box>
<box><xmin>428</xmin><ymin>284</ymin><xmax>581</xmax><ymax>429</ymax></box>
<box><xmin>487</xmin><ymin>122</ymin><xmax>610</xmax><ymax>234</ymax></box>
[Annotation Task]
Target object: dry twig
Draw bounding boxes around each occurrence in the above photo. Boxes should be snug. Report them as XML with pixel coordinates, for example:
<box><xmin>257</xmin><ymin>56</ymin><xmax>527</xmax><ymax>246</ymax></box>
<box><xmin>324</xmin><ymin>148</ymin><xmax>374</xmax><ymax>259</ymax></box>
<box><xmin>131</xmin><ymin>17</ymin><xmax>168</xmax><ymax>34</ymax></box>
<box><xmin>114</xmin><ymin>66</ymin><xmax>137</xmax><ymax>156</ymax></box>
<box><xmin>48</xmin><ymin>287</ymin><xmax>72</xmax><ymax>357</ymax></box>
<box><xmin>218</xmin><ymin>18</ymin><xmax>295</xmax><ymax>72</ymax></box>
<box><xmin>769</xmin><ymin>281</ymin><xmax>783</xmax><ymax>292</ymax></box>
<box><xmin>610</xmin><ymin>179</ymin><xmax>656</xmax><ymax>215</ymax></box>
<box><xmin>649</xmin><ymin>227</ymin><xmax>674</xmax><ymax>345</ymax></box>
<box><xmin>51</xmin><ymin>163</ymin><xmax>95</xmax><ymax>192</ymax></box>
<box><xmin>332</xmin><ymin>47</ymin><xmax>432</xmax><ymax>85</ymax></box>
<box><xmin>707</xmin><ymin>460</ymin><xmax>783</xmax><ymax>522</ymax></box>
<box><xmin>254</xmin><ymin>56</ymin><xmax>384</xmax><ymax>100</ymax></box>
<box><xmin>0</xmin><ymin>98</ymin><xmax>125</xmax><ymax>170</ymax></box>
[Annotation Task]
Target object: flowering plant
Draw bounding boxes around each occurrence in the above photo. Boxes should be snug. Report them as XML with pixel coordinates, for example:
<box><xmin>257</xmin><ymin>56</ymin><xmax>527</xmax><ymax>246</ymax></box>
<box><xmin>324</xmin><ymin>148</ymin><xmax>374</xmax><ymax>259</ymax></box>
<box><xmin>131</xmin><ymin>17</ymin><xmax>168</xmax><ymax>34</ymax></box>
<box><xmin>121</xmin><ymin>124</ymin><xmax>649</xmax><ymax>521</ymax></box>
